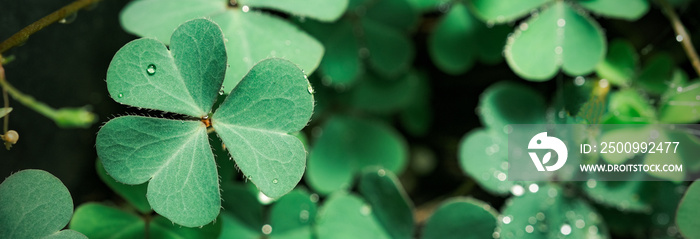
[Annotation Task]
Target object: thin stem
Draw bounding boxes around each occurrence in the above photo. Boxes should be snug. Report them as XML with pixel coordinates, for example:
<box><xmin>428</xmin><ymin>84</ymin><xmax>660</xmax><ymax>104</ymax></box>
<box><xmin>657</xmin><ymin>0</ymin><xmax>700</xmax><ymax>77</ymax></box>
<box><xmin>1</xmin><ymin>60</ymin><xmax>8</xmax><ymax>134</ymax></box>
<box><xmin>0</xmin><ymin>0</ymin><xmax>101</xmax><ymax>54</ymax></box>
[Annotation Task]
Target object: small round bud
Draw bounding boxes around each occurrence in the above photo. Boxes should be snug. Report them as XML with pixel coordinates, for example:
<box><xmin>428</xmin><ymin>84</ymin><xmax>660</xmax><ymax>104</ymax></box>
<box><xmin>3</xmin><ymin>130</ymin><xmax>19</xmax><ymax>145</ymax></box>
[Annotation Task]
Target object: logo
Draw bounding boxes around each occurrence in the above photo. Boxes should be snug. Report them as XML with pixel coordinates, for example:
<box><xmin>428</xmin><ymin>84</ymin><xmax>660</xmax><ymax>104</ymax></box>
<box><xmin>528</xmin><ymin>132</ymin><xmax>568</xmax><ymax>171</ymax></box>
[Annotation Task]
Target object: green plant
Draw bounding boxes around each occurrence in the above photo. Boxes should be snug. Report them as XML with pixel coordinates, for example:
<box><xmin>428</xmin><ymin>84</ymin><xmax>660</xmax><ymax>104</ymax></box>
<box><xmin>0</xmin><ymin>170</ymin><xmax>87</xmax><ymax>239</ymax></box>
<box><xmin>3</xmin><ymin>0</ymin><xmax>700</xmax><ymax>238</ymax></box>
<box><xmin>96</xmin><ymin>18</ymin><xmax>314</xmax><ymax>227</ymax></box>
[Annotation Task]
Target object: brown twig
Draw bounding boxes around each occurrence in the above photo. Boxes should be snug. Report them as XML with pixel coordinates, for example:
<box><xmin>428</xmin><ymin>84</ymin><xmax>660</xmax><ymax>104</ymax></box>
<box><xmin>0</xmin><ymin>0</ymin><xmax>101</xmax><ymax>54</ymax></box>
<box><xmin>657</xmin><ymin>0</ymin><xmax>700</xmax><ymax>77</ymax></box>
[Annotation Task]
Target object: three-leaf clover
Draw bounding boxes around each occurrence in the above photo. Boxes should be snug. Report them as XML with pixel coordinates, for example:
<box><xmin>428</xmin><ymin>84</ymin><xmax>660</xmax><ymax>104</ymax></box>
<box><xmin>96</xmin><ymin>19</ymin><xmax>314</xmax><ymax>227</ymax></box>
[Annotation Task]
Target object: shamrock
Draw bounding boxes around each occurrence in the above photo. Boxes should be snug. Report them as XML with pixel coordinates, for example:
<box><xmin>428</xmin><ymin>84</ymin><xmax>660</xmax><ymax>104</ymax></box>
<box><xmin>96</xmin><ymin>18</ymin><xmax>314</xmax><ymax>227</ymax></box>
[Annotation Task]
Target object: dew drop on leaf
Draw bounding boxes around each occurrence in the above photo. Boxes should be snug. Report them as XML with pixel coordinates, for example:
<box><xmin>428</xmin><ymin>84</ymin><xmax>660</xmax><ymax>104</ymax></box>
<box><xmin>560</xmin><ymin>224</ymin><xmax>572</xmax><ymax>235</ymax></box>
<box><xmin>272</xmin><ymin>178</ymin><xmax>278</xmax><ymax>184</ymax></box>
<box><xmin>299</xmin><ymin>210</ymin><xmax>310</xmax><ymax>222</ymax></box>
<box><xmin>377</xmin><ymin>169</ymin><xmax>385</xmax><ymax>177</ymax></box>
<box><xmin>118</xmin><ymin>93</ymin><xmax>123</xmax><ymax>98</ymax></box>
<box><xmin>310</xmin><ymin>193</ymin><xmax>319</xmax><ymax>203</ymax></box>
<box><xmin>261</xmin><ymin>224</ymin><xmax>272</xmax><ymax>235</ymax></box>
<box><xmin>307</xmin><ymin>85</ymin><xmax>315</xmax><ymax>94</ymax></box>
<box><xmin>525</xmin><ymin>225</ymin><xmax>534</xmax><ymax>233</ymax></box>
<box><xmin>360</xmin><ymin>204</ymin><xmax>372</xmax><ymax>216</ymax></box>
<box><xmin>242</xmin><ymin>5</ymin><xmax>250</xmax><ymax>12</ymax></box>
<box><xmin>147</xmin><ymin>64</ymin><xmax>156</xmax><ymax>75</ymax></box>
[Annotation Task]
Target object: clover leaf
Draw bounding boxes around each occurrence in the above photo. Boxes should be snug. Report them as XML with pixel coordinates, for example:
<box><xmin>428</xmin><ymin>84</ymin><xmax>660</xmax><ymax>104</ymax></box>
<box><xmin>0</xmin><ymin>169</ymin><xmax>87</xmax><ymax>239</ymax></box>
<box><xmin>119</xmin><ymin>0</ymin><xmax>335</xmax><ymax>91</ymax></box>
<box><xmin>96</xmin><ymin>19</ymin><xmax>314</xmax><ymax>227</ymax></box>
<box><xmin>421</xmin><ymin>198</ymin><xmax>498</xmax><ymax>239</ymax></box>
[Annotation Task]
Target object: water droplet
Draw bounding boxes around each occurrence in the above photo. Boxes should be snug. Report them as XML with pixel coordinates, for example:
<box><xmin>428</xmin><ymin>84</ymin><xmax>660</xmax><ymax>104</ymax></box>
<box><xmin>676</xmin><ymin>35</ymin><xmax>684</xmax><ymax>42</ymax></box>
<box><xmin>557</xmin><ymin>18</ymin><xmax>566</xmax><ymax>27</ymax></box>
<box><xmin>576</xmin><ymin>219</ymin><xmax>585</xmax><ymax>228</ymax></box>
<box><xmin>500</xmin><ymin>162</ymin><xmax>509</xmax><ymax>170</ymax></box>
<box><xmin>599</xmin><ymin>79</ymin><xmax>609</xmax><ymax>88</ymax></box>
<box><xmin>219</xmin><ymin>89</ymin><xmax>225</xmax><ymax>95</ymax></box>
<box><xmin>536</xmin><ymin>212</ymin><xmax>546</xmax><ymax>221</ymax></box>
<box><xmin>242</xmin><ymin>5</ymin><xmax>250</xmax><ymax>12</ymax></box>
<box><xmin>587</xmin><ymin>179</ymin><xmax>597</xmax><ymax>188</ymax></box>
<box><xmin>560</xmin><ymin>224</ymin><xmax>572</xmax><ymax>235</ymax></box>
<box><xmin>519</xmin><ymin>23</ymin><xmax>529</xmax><ymax>31</ymax></box>
<box><xmin>528</xmin><ymin>217</ymin><xmax>537</xmax><ymax>224</ymax></box>
<box><xmin>503</xmin><ymin>125</ymin><xmax>513</xmax><ymax>134</ymax></box>
<box><xmin>118</xmin><ymin>93</ymin><xmax>123</xmax><ymax>98</ymax></box>
<box><xmin>272</xmin><ymin>178</ymin><xmax>278</xmax><ymax>184</ymax></box>
<box><xmin>555</xmin><ymin>46</ymin><xmax>563</xmax><ymax>54</ymax></box>
<box><xmin>529</xmin><ymin>184</ymin><xmax>539</xmax><ymax>193</ymax></box>
<box><xmin>299</xmin><ymin>210</ymin><xmax>310</xmax><ymax>222</ymax></box>
<box><xmin>525</xmin><ymin>225</ymin><xmax>534</xmax><ymax>233</ymax></box>
<box><xmin>588</xmin><ymin>225</ymin><xmax>598</xmax><ymax>234</ymax></box>
<box><xmin>147</xmin><ymin>64</ymin><xmax>156</xmax><ymax>75</ymax></box>
<box><xmin>246</xmin><ymin>175</ymin><xmax>252</xmax><ymax>181</ymax></box>
<box><xmin>307</xmin><ymin>85</ymin><xmax>315</xmax><ymax>94</ymax></box>
<box><xmin>310</xmin><ymin>193</ymin><xmax>319</xmax><ymax>203</ymax></box>
<box><xmin>261</xmin><ymin>224</ymin><xmax>272</xmax><ymax>235</ymax></box>
<box><xmin>677</xmin><ymin>86</ymin><xmax>683</xmax><ymax>92</ymax></box>
<box><xmin>656</xmin><ymin>213</ymin><xmax>670</xmax><ymax>225</ymax></box>
<box><xmin>558</xmin><ymin>110</ymin><xmax>566</xmax><ymax>118</ymax></box>
<box><xmin>574</xmin><ymin>76</ymin><xmax>585</xmax><ymax>86</ymax></box>
<box><xmin>486</xmin><ymin>21</ymin><xmax>495</xmax><ymax>28</ymax></box>
<box><xmin>511</xmin><ymin>185</ymin><xmax>525</xmax><ymax>196</ymax></box>
<box><xmin>377</xmin><ymin>169</ymin><xmax>386</xmax><ymax>176</ymax></box>
<box><xmin>258</xmin><ymin>191</ymin><xmax>274</xmax><ymax>204</ymax></box>
<box><xmin>496</xmin><ymin>15</ymin><xmax>505</xmax><ymax>22</ymax></box>
<box><xmin>548</xmin><ymin>188</ymin><xmax>558</xmax><ymax>197</ymax></box>
<box><xmin>497</xmin><ymin>172</ymin><xmax>507</xmax><ymax>181</ymax></box>
<box><xmin>59</xmin><ymin>12</ymin><xmax>78</xmax><ymax>24</ymax></box>
<box><xmin>360</xmin><ymin>204</ymin><xmax>372</xmax><ymax>215</ymax></box>
<box><xmin>492</xmin><ymin>231</ymin><xmax>500</xmax><ymax>239</ymax></box>
<box><xmin>502</xmin><ymin>215</ymin><xmax>512</xmax><ymax>224</ymax></box>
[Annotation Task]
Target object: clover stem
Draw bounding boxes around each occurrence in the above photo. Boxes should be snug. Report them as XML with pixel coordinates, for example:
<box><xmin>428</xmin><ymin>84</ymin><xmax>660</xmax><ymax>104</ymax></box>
<box><xmin>657</xmin><ymin>0</ymin><xmax>700</xmax><ymax>77</ymax></box>
<box><xmin>0</xmin><ymin>0</ymin><xmax>102</xmax><ymax>54</ymax></box>
<box><xmin>0</xmin><ymin>63</ymin><xmax>59</xmax><ymax>121</ymax></box>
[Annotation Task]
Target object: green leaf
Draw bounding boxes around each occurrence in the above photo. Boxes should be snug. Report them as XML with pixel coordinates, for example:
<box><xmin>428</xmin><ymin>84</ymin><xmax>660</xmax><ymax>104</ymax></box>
<box><xmin>459</xmin><ymin>129</ymin><xmax>513</xmax><ymax>195</ymax></box>
<box><xmin>212</xmin><ymin>58</ymin><xmax>314</xmax><ymax>198</ymax></box>
<box><xmin>315</xmin><ymin>193</ymin><xmax>391</xmax><ymax>239</ymax></box>
<box><xmin>479</xmin><ymin>82</ymin><xmax>546</xmax><ymax>130</ymax></box>
<box><xmin>306</xmin><ymin>116</ymin><xmax>408</xmax><ymax>194</ymax></box>
<box><xmin>300</xmin><ymin>19</ymin><xmax>362</xmax><ymax>86</ymax></box>
<box><xmin>601</xmin><ymin>89</ymin><xmax>655</xmax><ymax>124</ymax></box>
<box><xmin>637</xmin><ymin>53</ymin><xmax>674</xmax><ymax>95</ymax></box>
<box><xmin>595</xmin><ymin>39</ymin><xmax>638</xmax><ymax>86</ymax></box>
<box><xmin>362</xmin><ymin>18</ymin><xmax>414</xmax><ymax>78</ymax></box>
<box><xmin>428</xmin><ymin>3</ymin><xmax>478</xmax><ymax>74</ymax></box>
<box><xmin>70</xmin><ymin>203</ymin><xmax>145</xmax><ymax>239</ymax></box>
<box><xmin>468</xmin><ymin>0</ymin><xmax>550</xmax><ymax>23</ymax></box>
<box><xmin>239</xmin><ymin>0</ymin><xmax>348</xmax><ymax>22</ymax></box>
<box><xmin>0</xmin><ymin>107</ymin><xmax>10</xmax><ymax>118</ymax></box>
<box><xmin>120</xmin><ymin>0</ymin><xmax>323</xmax><ymax>91</ymax></box>
<box><xmin>576</xmin><ymin>0</ymin><xmax>649</xmax><ymax>20</ymax></box>
<box><xmin>96</xmin><ymin>116</ymin><xmax>219</xmax><ymax>227</ymax></box>
<box><xmin>107</xmin><ymin>18</ymin><xmax>226</xmax><ymax>117</ymax></box>
<box><xmin>96</xmin><ymin>159</ymin><xmax>151</xmax><ymax>213</ymax></box>
<box><xmin>659</xmin><ymin>81</ymin><xmax>700</xmax><ymax>123</ymax></box>
<box><xmin>677</xmin><ymin>180</ymin><xmax>700</xmax><ymax>239</ymax></box>
<box><xmin>359</xmin><ymin>169</ymin><xmax>414</xmax><ymax>239</ymax></box>
<box><xmin>504</xmin><ymin>1</ymin><xmax>606</xmax><ymax>81</ymax></box>
<box><xmin>498</xmin><ymin>184</ymin><xmax>609</xmax><ymax>239</ymax></box>
<box><xmin>0</xmin><ymin>170</ymin><xmax>87</xmax><ymax>239</ymax></box>
<box><xmin>269</xmin><ymin>190</ymin><xmax>317</xmax><ymax>239</ymax></box>
<box><xmin>218</xmin><ymin>184</ymin><xmax>263</xmax><ymax>239</ymax></box>
<box><xmin>421</xmin><ymin>198</ymin><xmax>498</xmax><ymax>239</ymax></box>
